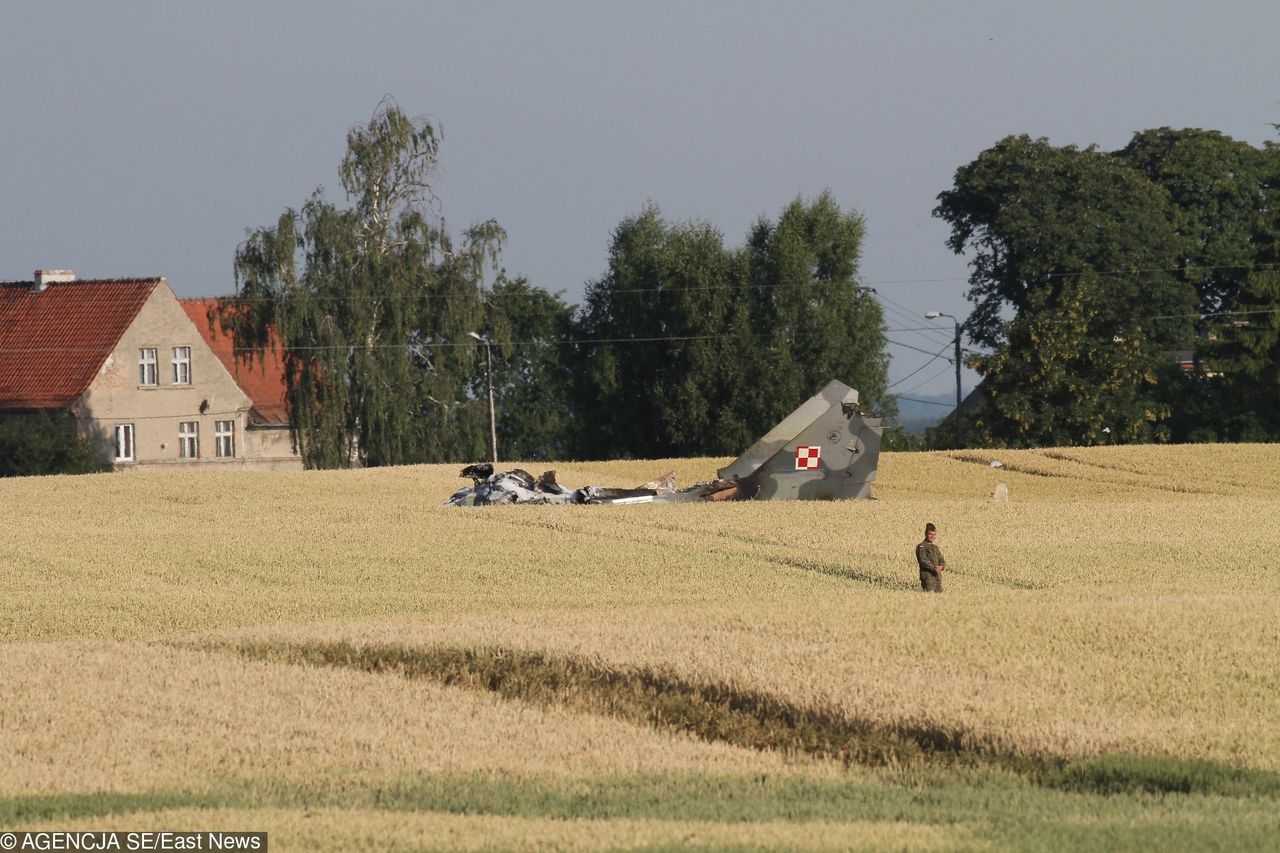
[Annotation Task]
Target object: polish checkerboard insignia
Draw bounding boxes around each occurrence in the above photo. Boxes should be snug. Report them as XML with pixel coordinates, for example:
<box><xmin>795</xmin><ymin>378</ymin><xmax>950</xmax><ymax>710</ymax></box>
<box><xmin>795</xmin><ymin>445</ymin><xmax>821</xmax><ymax>470</ymax></box>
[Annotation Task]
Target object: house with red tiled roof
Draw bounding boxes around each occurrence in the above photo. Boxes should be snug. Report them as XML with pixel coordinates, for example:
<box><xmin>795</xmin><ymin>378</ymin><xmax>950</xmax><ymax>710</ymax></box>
<box><xmin>0</xmin><ymin>270</ymin><xmax>300</xmax><ymax>469</ymax></box>
<box><xmin>180</xmin><ymin>298</ymin><xmax>297</xmax><ymax>463</ymax></box>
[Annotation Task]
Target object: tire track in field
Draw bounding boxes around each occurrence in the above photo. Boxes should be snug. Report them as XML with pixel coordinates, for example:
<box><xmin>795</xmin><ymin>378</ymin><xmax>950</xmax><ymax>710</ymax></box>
<box><xmin>945</xmin><ymin>452</ymin><xmax>1227</xmax><ymax>496</ymax></box>
<box><xmin>473</xmin><ymin>512</ymin><xmax>909</xmax><ymax>589</ymax></box>
<box><xmin>470</xmin><ymin>512</ymin><xmax>1039</xmax><ymax>591</ymax></box>
<box><xmin>627</xmin><ymin>519</ymin><xmax>1046</xmax><ymax>591</ymax></box>
<box><xmin>1039</xmin><ymin>450</ymin><xmax>1262</xmax><ymax>494</ymax></box>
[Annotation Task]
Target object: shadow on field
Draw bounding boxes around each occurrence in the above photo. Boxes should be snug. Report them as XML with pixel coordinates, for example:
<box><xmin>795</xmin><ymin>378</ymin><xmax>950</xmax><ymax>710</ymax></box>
<box><xmin>228</xmin><ymin>639</ymin><xmax>975</xmax><ymax>766</ymax></box>
<box><xmin>214</xmin><ymin>640</ymin><xmax>1280</xmax><ymax>798</ymax></box>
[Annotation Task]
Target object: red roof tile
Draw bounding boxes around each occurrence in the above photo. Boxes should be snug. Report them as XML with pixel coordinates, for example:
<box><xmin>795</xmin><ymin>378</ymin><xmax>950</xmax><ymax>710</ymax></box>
<box><xmin>181</xmin><ymin>299</ymin><xmax>290</xmax><ymax>425</ymax></box>
<box><xmin>0</xmin><ymin>278</ymin><xmax>159</xmax><ymax>410</ymax></box>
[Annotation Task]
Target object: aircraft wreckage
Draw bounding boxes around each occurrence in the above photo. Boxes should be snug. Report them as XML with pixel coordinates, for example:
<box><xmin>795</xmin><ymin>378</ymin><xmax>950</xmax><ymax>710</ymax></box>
<box><xmin>445</xmin><ymin>379</ymin><xmax>883</xmax><ymax>506</ymax></box>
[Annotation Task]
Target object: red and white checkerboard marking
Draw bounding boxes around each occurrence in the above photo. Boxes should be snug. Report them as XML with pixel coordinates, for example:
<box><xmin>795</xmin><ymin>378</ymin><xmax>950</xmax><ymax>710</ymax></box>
<box><xmin>795</xmin><ymin>445</ymin><xmax>821</xmax><ymax>470</ymax></box>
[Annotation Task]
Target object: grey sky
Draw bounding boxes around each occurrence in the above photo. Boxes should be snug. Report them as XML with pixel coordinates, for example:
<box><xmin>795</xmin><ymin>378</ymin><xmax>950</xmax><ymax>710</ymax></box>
<box><xmin>4</xmin><ymin>1</ymin><xmax>1277</xmax><ymax>397</ymax></box>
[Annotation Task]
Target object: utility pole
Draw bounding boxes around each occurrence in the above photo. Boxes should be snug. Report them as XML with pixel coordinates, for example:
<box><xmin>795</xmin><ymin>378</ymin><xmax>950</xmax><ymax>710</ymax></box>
<box><xmin>468</xmin><ymin>332</ymin><xmax>498</xmax><ymax>464</ymax></box>
<box><xmin>925</xmin><ymin>312</ymin><xmax>964</xmax><ymax>448</ymax></box>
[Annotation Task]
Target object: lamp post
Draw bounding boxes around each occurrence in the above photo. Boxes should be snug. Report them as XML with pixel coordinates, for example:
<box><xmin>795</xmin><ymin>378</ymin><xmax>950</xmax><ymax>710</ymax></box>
<box><xmin>925</xmin><ymin>311</ymin><xmax>963</xmax><ymax>449</ymax></box>
<box><xmin>468</xmin><ymin>331</ymin><xmax>498</xmax><ymax>464</ymax></box>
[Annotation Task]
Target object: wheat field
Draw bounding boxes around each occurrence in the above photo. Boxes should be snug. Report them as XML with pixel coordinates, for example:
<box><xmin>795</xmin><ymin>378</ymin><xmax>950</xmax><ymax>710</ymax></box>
<box><xmin>2</xmin><ymin>445</ymin><xmax>1279</xmax><ymax>850</ymax></box>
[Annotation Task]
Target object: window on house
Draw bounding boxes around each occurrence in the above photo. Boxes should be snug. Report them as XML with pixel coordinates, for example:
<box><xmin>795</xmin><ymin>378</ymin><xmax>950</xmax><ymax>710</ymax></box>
<box><xmin>115</xmin><ymin>424</ymin><xmax>135</xmax><ymax>461</ymax></box>
<box><xmin>138</xmin><ymin>348</ymin><xmax>158</xmax><ymax>386</ymax></box>
<box><xmin>178</xmin><ymin>421</ymin><xmax>199</xmax><ymax>459</ymax></box>
<box><xmin>215</xmin><ymin>420</ymin><xmax>235</xmax><ymax>458</ymax></box>
<box><xmin>171</xmin><ymin>346</ymin><xmax>191</xmax><ymax>385</ymax></box>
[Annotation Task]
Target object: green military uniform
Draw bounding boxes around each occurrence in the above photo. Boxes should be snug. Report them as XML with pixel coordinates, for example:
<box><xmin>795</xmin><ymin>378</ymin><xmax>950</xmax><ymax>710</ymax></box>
<box><xmin>916</xmin><ymin>540</ymin><xmax>944</xmax><ymax>593</ymax></box>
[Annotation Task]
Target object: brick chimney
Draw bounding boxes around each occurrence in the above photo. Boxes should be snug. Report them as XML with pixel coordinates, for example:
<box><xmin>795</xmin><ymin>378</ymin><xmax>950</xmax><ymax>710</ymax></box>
<box><xmin>32</xmin><ymin>269</ymin><xmax>77</xmax><ymax>293</ymax></box>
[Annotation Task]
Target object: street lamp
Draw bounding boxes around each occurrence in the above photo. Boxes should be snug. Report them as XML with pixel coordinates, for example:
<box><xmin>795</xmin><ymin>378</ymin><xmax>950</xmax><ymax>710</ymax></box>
<box><xmin>468</xmin><ymin>331</ymin><xmax>498</xmax><ymax>464</ymax></box>
<box><xmin>925</xmin><ymin>311</ymin><xmax>964</xmax><ymax>449</ymax></box>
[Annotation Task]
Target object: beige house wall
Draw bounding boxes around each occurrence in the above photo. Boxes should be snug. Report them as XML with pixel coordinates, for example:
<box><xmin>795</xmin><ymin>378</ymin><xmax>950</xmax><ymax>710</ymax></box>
<box><xmin>244</xmin><ymin>425</ymin><xmax>301</xmax><ymax>469</ymax></box>
<box><xmin>74</xmin><ymin>281</ymin><xmax>301</xmax><ymax>469</ymax></box>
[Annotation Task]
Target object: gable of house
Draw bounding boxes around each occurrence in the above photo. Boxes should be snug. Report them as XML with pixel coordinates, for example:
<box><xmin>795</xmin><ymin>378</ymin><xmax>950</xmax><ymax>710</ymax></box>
<box><xmin>180</xmin><ymin>299</ymin><xmax>290</xmax><ymax>426</ymax></box>
<box><xmin>0</xmin><ymin>277</ymin><xmax>157</xmax><ymax>410</ymax></box>
<box><xmin>78</xmin><ymin>283</ymin><xmax>255</xmax><ymax>420</ymax></box>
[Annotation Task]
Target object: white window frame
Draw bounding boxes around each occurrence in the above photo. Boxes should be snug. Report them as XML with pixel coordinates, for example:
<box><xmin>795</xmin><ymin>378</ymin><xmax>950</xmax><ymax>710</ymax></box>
<box><xmin>171</xmin><ymin>346</ymin><xmax>191</xmax><ymax>385</ymax></box>
<box><xmin>178</xmin><ymin>421</ymin><xmax>199</xmax><ymax>459</ymax></box>
<box><xmin>138</xmin><ymin>348</ymin><xmax>158</xmax><ymax>386</ymax></box>
<box><xmin>215</xmin><ymin>420</ymin><xmax>235</xmax><ymax>459</ymax></box>
<box><xmin>115</xmin><ymin>424</ymin><xmax>135</xmax><ymax>461</ymax></box>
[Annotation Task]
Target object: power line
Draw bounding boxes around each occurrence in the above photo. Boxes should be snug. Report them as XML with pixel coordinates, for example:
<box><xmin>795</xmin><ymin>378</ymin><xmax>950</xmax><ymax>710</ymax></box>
<box><xmin>863</xmin><ymin>276</ymin><xmax>966</xmax><ymax>286</ymax></box>
<box><xmin>1144</xmin><ymin>307</ymin><xmax>1280</xmax><ymax>321</ymax></box>
<box><xmin>895</xmin><ymin>394</ymin><xmax>956</xmax><ymax>408</ymax></box>
<box><xmin>879</xmin><ymin>301</ymin><xmax>951</xmax><ymax>343</ymax></box>
<box><xmin>252</xmin><ymin>332</ymin><xmax>974</xmax><ymax>357</ymax></box>
<box><xmin>868</xmin><ymin>260</ymin><xmax>1280</xmax><ymax>286</ymax></box>
<box><xmin>3</xmin><ymin>309</ymin><xmax>1223</xmax><ymax>359</ymax></box>
<box><xmin>7</xmin><ymin>265</ymin><xmax>1277</xmax><ymax>365</ymax></box>
<box><xmin>880</xmin><ymin>307</ymin><xmax>954</xmax><ymax>349</ymax></box>
<box><xmin>884</xmin><ymin>338</ymin><xmax>957</xmax><ymax>360</ymax></box>
<box><xmin>892</xmin><ymin>362</ymin><xmax>957</xmax><ymax>398</ymax></box>
<box><xmin>4</xmin><ymin>280</ymin><xmax>879</xmax><ymax>303</ymax></box>
<box><xmin>885</xmin><ymin>341</ymin><xmax>953</xmax><ymax>390</ymax></box>
<box><xmin>5</xmin><ymin>280</ymin><xmax>972</xmax><ymax>352</ymax></box>
<box><xmin>1042</xmin><ymin>261</ymin><xmax>1280</xmax><ymax>281</ymax></box>
<box><xmin>0</xmin><ymin>332</ymin><xmax>993</xmax><ymax>357</ymax></box>
<box><xmin>869</xmin><ymin>288</ymin><xmax>956</xmax><ymax>347</ymax></box>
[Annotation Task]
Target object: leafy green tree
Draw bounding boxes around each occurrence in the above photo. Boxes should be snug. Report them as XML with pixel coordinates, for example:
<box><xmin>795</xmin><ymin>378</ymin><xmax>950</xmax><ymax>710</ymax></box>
<box><xmin>1118</xmin><ymin>127</ymin><xmax>1280</xmax><ymax>442</ymax></box>
<box><xmin>475</xmin><ymin>275</ymin><xmax>577</xmax><ymax>461</ymax></box>
<box><xmin>573</xmin><ymin>205</ymin><xmax>755</xmax><ymax>459</ymax></box>
<box><xmin>227</xmin><ymin>100</ymin><xmax>500</xmax><ymax>467</ymax></box>
<box><xmin>1117</xmin><ymin>127</ymin><xmax>1277</xmax><ymax>316</ymax></box>
<box><xmin>0</xmin><ymin>411</ymin><xmax>110</xmax><ymax>477</ymax></box>
<box><xmin>1173</xmin><ymin>265</ymin><xmax>1280</xmax><ymax>443</ymax></box>
<box><xmin>934</xmin><ymin>135</ymin><xmax>1206</xmax><ymax>447</ymax></box>
<box><xmin>935</xmin><ymin>135</ymin><xmax>1196</xmax><ymax>352</ymax></box>
<box><xmin>963</xmin><ymin>277</ymin><xmax>1172</xmax><ymax>447</ymax></box>
<box><xmin>573</xmin><ymin>194</ymin><xmax>890</xmax><ymax>460</ymax></box>
<box><xmin>742</xmin><ymin>192</ymin><xmax>891</xmax><ymax>427</ymax></box>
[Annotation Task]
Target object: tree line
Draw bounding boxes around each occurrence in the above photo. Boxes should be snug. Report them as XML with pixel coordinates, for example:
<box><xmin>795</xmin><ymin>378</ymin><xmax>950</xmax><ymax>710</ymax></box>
<box><xmin>933</xmin><ymin>126</ymin><xmax>1280</xmax><ymax>447</ymax></box>
<box><xmin>228</xmin><ymin>104</ymin><xmax>1280</xmax><ymax>464</ymax></box>
<box><xmin>10</xmin><ymin>102</ymin><xmax>1277</xmax><ymax>476</ymax></box>
<box><xmin>225</xmin><ymin>100</ymin><xmax>892</xmax><ymax>468</ymax></box>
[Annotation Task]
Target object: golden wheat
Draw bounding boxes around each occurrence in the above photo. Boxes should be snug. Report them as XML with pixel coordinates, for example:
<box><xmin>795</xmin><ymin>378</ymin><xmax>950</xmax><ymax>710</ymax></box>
<box><xmin>0</xmin><ymin>640</ymin><xmax>821</xmax><ymax>796</ymax></box>
<box><xmin>1</xmin><ymin>444</ymin><xmax>1278</xmax><ymax>813</ymax></box>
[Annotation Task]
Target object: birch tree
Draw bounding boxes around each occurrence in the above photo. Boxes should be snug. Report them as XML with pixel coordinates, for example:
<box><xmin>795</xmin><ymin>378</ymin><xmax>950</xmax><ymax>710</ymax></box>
<box><xmin>228</xmin><ymin>99</ymin><xmax>502</xmax><ymax>467</ymax></box>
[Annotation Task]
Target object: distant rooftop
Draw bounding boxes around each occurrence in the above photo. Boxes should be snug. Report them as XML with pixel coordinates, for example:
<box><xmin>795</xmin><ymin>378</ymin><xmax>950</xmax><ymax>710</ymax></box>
<box><xmin>0</xmin><ymin>275</ymin><xmax>160</xmax><ymax>410</ymax></box>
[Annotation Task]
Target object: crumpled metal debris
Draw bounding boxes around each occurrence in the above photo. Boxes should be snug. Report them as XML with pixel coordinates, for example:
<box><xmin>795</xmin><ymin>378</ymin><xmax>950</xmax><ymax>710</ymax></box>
<box><xmin>444</xmin><ymin>379</ymin><xmax>883</xmax><ymax>505</ymax></box>
<box><xmin>445</xmin><ymin>464</ymin><xmax>747</xmax><ymax>507</ymax></box>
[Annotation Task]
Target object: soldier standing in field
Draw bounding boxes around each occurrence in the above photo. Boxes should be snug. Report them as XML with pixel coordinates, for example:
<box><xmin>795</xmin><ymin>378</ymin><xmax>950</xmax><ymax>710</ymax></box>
<box><xmin>916</xmin><ymin>522</ymin><xmax>945</xmax><ymax>593</ymax></box>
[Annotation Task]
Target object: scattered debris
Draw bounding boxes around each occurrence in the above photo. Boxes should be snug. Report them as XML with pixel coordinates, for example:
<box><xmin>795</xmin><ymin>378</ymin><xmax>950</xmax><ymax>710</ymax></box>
<box><xmin>445</xmin><ymin>378</ymin><xmax>884</xmax><ymax>507</ymax></box>
<box><xmin>444</xmin><ymin>468</ymin><xmax>744</xmax><ymax>507</ymax></box>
